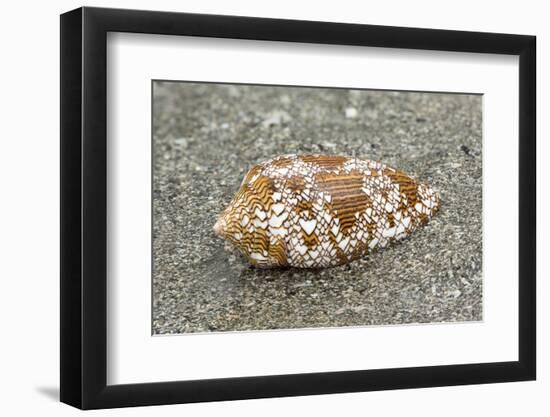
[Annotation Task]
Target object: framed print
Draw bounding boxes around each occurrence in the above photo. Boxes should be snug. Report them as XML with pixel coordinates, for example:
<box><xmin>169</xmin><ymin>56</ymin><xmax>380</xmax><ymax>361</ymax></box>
<box><xmin>60</xmin><ymin>6</ymin><xmax>536</xmax><ymax>409</ymax></box>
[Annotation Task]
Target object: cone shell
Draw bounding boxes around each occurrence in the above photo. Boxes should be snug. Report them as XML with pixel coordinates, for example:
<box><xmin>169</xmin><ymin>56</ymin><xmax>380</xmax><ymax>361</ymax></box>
<box><xmin>214</xmin><ymin>154</ymin><xmax>440</xmax><ymax>268</ymax></box>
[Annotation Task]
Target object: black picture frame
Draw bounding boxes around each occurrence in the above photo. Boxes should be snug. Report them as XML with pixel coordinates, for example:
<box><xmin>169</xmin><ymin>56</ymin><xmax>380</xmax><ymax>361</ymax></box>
<box><xmin>60</xmin><ymin>6</ymin><xmax>536</xmax><ymax>410</ymax></box>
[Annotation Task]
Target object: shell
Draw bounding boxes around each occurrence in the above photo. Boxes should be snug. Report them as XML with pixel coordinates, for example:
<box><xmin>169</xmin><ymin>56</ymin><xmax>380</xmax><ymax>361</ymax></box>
<box><xmin>214</xmin><ymin>154</ymin><xmax>440</xmax><ymax>268</ymax></box>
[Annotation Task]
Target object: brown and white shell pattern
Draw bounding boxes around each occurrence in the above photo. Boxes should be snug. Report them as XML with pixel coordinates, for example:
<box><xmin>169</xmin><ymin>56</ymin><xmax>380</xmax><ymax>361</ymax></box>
<box><xmin>214</xmin><ymin>154</ymin><xmax>440</xmax><ymax>268</ymax></box>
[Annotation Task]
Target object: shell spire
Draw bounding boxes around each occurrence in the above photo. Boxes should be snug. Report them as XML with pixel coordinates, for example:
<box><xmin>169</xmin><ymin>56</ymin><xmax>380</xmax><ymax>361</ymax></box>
<box><xmin>214</xmin><ymin>154</ymin><xmax>440</xmax><ymax>268</ymax></box>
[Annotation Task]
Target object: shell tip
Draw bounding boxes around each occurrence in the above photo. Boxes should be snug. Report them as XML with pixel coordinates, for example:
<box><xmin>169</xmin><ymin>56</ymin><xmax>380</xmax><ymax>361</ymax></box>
<box><xmin>213</xmin><ymin>218</ymin><xmax>226</xmax><ymax>237</ymax></box>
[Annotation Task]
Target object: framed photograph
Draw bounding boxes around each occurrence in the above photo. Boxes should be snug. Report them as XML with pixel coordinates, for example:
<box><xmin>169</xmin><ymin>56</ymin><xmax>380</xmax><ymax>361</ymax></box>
<box><xmin>60</xmin><ymin>6</ymin><xmax>536</xmax><ymax>409</ymax></box>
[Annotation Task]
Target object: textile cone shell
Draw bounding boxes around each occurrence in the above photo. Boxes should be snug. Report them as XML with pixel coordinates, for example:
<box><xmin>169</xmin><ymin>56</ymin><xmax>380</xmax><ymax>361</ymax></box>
<box><xmin>214</xmin><ymin>154</ymin><xmax>440</xmax><ymax>268</ymax></box>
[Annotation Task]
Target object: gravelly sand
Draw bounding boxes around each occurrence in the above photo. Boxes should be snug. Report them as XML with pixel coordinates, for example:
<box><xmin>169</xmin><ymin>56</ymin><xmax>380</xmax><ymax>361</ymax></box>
<box><xmin>152</xmin><ymin>81</ymin><xmax>482</xmax><ymax>334</ymax></box>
